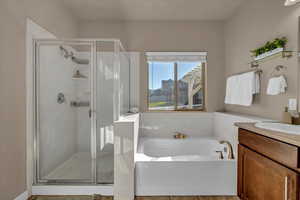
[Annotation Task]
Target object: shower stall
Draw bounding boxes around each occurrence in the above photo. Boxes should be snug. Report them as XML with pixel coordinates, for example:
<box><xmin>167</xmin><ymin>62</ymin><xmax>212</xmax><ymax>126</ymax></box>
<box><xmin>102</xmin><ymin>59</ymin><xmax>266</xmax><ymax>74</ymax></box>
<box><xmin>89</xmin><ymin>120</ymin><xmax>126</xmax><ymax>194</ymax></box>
<box><xmin>33</xmin><ymin>39</ymin><xmax>130</xmax><ymax>184</ymax></box>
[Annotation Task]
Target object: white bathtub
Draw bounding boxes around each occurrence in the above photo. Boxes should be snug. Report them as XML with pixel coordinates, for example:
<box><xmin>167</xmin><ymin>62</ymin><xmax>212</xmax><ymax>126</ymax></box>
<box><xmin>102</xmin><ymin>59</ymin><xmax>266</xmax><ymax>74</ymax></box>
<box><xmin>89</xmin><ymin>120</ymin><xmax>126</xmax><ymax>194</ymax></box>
<box><xmin>135</xmin><ymin>137</ymin><xmax>237</xmax><ymax>196</ymax></box>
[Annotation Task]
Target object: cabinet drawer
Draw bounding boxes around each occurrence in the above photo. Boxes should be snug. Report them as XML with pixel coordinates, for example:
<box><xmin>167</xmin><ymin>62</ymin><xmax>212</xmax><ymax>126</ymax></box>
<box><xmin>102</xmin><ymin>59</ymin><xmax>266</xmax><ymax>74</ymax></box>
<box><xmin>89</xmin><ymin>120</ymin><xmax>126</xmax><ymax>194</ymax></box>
<box><xmin>239</xmin><ymin>128</ymin><xmax>299</xmax><ymax>169</ymax></box>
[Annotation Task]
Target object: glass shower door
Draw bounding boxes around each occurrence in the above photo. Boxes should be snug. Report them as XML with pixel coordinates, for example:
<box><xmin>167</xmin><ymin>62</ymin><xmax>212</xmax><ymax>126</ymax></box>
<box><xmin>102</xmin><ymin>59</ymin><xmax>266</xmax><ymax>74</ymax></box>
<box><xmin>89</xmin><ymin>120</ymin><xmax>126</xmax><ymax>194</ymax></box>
<box><xmin>35</xmin><ymin>40</ymin><xmax>94</xmax><ymax>183</ymax></box>
<box><xmin>94</xmin><ymin>40</ymin><xmax>130</xmax><ymax>184</ymax></box>
<box><xmin>95</xmin><ymin>41</ymin><xmax>115</xmax><ymax>184</ymax></box>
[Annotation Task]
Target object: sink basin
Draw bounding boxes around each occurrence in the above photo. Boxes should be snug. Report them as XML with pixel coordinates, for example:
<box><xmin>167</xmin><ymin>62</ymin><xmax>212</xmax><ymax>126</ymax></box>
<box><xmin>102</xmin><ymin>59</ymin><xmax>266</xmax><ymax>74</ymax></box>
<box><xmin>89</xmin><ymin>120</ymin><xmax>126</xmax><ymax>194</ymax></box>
<box><xmin>255</xmin><ymin>122</ymin><xmax>300</xmax><ymax>135</ymax></box>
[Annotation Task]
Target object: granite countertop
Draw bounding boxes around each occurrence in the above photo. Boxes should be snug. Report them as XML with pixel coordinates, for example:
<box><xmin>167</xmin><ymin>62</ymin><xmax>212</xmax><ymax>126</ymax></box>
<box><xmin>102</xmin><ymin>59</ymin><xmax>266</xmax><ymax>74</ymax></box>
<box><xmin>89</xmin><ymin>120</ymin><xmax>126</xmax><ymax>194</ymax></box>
<box><xmin>235</xmin><ymin>122</ymin><xmax>300</xmax><ymax>147</ymax></box>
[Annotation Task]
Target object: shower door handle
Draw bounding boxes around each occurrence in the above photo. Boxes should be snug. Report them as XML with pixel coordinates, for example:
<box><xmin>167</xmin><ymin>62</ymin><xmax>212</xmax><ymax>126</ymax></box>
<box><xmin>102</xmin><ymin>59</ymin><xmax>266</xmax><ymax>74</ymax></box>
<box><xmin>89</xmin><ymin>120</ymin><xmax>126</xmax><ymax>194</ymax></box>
<box><xmin>89</xmin><ymin>109</ymin><xmax>96</xmax><ymax>118</ymax></box>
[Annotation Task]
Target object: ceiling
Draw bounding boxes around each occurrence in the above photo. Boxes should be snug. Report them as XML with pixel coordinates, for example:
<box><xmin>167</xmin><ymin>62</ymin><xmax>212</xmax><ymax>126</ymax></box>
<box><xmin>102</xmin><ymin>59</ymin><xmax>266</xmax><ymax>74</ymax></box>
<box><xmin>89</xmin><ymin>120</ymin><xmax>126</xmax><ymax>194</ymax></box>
<box><xmin>62</xmin><ymin>0</ymin><xmax>245</xmax><ymax>21</ymax></box>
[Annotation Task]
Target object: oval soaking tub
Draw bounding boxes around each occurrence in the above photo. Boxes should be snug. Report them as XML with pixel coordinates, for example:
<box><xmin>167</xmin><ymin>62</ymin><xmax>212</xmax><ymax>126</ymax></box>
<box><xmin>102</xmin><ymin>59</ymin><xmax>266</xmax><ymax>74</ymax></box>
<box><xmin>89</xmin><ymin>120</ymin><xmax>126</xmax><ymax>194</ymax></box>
<box><xmin>135</xmin><ymin>137</ymin><xmax>236</xmax><ymax>196</ymax></box>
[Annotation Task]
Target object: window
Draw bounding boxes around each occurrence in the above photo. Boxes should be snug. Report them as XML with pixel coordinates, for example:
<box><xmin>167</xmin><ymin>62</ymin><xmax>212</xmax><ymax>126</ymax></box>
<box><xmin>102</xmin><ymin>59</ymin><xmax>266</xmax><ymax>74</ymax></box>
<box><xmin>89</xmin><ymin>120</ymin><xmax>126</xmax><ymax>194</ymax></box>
<box><xmin>147</xmin><ymin>52</ymin><xmax>206</xmax><ymax>111</ymax></box>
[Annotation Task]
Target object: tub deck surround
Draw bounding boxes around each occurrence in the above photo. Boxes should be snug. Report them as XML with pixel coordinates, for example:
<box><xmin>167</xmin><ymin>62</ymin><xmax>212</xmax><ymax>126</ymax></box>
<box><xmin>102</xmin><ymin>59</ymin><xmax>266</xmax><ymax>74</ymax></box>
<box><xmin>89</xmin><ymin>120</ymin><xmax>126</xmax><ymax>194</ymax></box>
<box><xmin>114</xmin><ymin>114</ymin><xmax>140</xmax><ymax>200</ymax></box>
<box><xmin>235</xmin><ymin>122</ymin><xmax>300</xmax><ymax>147</ymax></box>
<box><xmin>140</xmin><ymin>112</ymin><xmax>214</xmax><ymax>138</ymax></box>
<box><xmin>213</xmin><ymin>112</ymin><xmax>274</xmax><ymax>150</ymax></box>
<box><xmin>112</xmin><ymin>112</ymin><xmax>275</xmax><ymax>198</ymax></box>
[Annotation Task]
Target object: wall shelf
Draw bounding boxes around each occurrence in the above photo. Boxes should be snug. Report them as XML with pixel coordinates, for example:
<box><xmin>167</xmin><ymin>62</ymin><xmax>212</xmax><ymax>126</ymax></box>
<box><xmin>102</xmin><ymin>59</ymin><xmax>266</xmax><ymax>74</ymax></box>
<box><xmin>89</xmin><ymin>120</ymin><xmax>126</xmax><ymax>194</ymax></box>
<box><xmin>70</xmin><ymin>101</ymin><xmax>90</xmax><ymax>107</ymax></box>
<box><xmin>250</xmin><ymin>49</ymin><xmax>293</xmax><ymax>68</ymax></box>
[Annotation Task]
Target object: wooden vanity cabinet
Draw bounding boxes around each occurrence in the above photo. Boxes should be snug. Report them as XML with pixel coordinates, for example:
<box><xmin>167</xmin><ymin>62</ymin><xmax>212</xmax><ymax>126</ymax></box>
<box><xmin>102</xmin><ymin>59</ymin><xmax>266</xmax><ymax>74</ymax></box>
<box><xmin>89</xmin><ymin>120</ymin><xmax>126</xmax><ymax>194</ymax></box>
<box><xmin>238</xmin><ymin>128</ymin><xmax>299</xmax><ymax>200</ymax></box>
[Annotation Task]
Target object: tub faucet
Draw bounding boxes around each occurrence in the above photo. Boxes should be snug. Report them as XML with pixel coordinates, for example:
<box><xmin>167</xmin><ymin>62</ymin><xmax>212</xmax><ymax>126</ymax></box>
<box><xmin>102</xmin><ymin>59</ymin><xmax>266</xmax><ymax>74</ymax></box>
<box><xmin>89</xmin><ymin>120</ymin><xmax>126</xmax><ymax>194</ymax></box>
<box><xmin>219</xmin><ymin>140</ymin><xmax>234</xmax><ymax>159</ymax></box>
<box><xmin>215</xmin><ymin>151</ymin><xmax>224</xmax><ymax>159</ymax></box>
<box><xmin>173</xmin><ymin>132</ymin><xmax>187</xmax><ymax>139</ymax></box>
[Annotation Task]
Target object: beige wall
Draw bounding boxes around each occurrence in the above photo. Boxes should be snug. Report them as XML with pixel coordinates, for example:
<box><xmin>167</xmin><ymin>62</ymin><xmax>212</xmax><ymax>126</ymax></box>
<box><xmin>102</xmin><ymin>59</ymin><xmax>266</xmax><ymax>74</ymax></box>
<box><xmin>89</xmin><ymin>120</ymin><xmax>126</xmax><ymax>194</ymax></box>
<box><xmin>224</xmin><ymin>0</ymin><xmax>300</xmax><ymax>120</ymax></box>
<box><xmin>0</xmin><ymin>0</ymin><xmax>78</xmax><ymax>199</ymax></box>
<box><xmin>79</xmin><ymin>21</ymin><xmax>226</xmax><ymax>112</ymax></box>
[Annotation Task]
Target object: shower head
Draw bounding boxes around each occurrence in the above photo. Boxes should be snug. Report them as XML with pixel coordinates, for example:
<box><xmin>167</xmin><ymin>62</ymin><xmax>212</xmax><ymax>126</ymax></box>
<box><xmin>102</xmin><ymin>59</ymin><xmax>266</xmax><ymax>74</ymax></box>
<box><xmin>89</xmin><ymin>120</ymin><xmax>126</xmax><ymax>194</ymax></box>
<box><xmin>71</xmin><ymin>56</ymin><xmax>90</xmax><ymax>65</ymax></box>
<box><xmin>60</xmin><ymin>45</ymin><xmax>73</xmax><ymax>59</ymax></box>
<box><xmin>60</xmin><ymin>46</ymin><xmax>90</xmax><ymax>65</ymax></box>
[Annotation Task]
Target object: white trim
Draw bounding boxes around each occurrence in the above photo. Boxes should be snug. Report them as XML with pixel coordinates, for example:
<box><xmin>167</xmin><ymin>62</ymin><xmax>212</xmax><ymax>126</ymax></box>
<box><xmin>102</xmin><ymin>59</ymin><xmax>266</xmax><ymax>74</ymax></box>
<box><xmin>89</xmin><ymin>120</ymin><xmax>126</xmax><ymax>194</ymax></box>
<box><xmin>145</xmin><ymin>52</ymin><xmax>207</xmax><ymax>62</ymax></box>
<box><xmin>146</xmin><ymin>52</ymin><xmax>207</xmax><ymax>56</ymax></box>
<box><xmin>14</xmin><ymin>191</ymin><xmax>29</xmax><ymax>200</ymax></box>
<box><xmin>26</xmin><ymin>18</ymin><xmax>56</xmax><ymax>194</ymax></box>
<box><xmin>32</xmin><ymin>186</ymin><xmax>113</xmax><ymax>195</ymax></box>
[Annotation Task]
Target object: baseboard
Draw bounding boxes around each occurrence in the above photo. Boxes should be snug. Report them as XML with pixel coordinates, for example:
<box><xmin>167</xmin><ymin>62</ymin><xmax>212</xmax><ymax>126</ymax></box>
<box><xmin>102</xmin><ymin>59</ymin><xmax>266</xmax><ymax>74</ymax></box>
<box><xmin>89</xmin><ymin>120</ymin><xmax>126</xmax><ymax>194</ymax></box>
<box><xmin>15</xmin><ymin>191</ymin><xmax>29</xmax><ymax>200</ymax></box>
<box><xmin>32</xmin><ymin>185</ymin><xmax>113</xmax><ymax>195</ymax></box>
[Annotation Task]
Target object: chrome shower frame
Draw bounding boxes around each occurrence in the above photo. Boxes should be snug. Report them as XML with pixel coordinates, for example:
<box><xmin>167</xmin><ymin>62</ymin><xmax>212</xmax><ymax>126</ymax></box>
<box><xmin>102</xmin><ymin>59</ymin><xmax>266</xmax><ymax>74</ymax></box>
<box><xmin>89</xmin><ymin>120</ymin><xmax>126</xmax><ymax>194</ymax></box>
<box><xmin>32</xmin><ymin>38</ymin><xmax>130</xmax><ymax>185</ymax></box>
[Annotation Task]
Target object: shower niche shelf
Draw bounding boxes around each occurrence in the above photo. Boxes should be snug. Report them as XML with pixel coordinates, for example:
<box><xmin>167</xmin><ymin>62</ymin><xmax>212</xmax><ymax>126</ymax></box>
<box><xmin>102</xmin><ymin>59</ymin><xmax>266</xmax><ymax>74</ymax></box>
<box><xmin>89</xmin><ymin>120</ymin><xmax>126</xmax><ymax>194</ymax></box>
<box><xmin>72</xmin><ymin>77</ymin><xmax>88</xmax><ymax>80</ymax></box>
<box><xmin>72</xmin><ymin>70</ymin><xmax>88</xmax><ymax>80</ymax></box>
<box><xmin>70</xmin><ymin>101</ymin><xmax>90</xmax><ymax>107</ymax></box>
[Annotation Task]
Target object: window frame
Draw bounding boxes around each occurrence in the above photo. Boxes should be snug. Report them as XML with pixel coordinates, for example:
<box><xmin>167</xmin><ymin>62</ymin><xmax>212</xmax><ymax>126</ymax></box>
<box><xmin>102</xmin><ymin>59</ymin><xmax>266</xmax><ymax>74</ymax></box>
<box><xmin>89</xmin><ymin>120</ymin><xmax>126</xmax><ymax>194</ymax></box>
<box><xmin>147</xmin><ymin>60</ymin><xmax>206</xmax><ymax>112</ymax></box>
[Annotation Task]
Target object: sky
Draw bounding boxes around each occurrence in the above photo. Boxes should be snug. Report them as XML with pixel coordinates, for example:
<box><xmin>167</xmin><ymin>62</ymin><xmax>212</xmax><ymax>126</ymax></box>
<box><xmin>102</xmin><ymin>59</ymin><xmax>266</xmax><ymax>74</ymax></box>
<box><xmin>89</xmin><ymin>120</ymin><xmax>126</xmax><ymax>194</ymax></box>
<box><xmin>148</xmin><ymin>61</ymin><xmax>201</xmax><ymax>89</ymax></box>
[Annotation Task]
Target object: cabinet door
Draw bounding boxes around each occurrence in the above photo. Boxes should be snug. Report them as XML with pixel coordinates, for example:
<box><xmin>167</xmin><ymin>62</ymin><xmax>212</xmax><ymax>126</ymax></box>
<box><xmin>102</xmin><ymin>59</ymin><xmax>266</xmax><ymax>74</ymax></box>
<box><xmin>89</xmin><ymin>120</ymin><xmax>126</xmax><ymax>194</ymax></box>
<box><xmin>238</xmin><ymin>145</ymin><xmax>298</xmax><ymax>200</ymax></box>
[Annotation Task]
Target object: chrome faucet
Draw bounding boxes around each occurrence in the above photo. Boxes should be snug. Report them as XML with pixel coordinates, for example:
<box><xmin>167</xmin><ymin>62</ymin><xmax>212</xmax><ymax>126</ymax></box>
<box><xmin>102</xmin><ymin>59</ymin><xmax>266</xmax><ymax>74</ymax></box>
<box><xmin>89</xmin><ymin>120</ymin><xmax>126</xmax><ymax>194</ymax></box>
<box><xmin>173</xmin><ymin>132</ymin><xmax>187</xmax><ymax>139</ymax></box>
<box><xmin>220</xmin><ymin>140</ymin><xmax>234</xmax><ymax>159</ymax></box>
<box><xmin>215</xmin><ymin>151</ymin><xmax>224</xmax><ymax>159</ymax></box>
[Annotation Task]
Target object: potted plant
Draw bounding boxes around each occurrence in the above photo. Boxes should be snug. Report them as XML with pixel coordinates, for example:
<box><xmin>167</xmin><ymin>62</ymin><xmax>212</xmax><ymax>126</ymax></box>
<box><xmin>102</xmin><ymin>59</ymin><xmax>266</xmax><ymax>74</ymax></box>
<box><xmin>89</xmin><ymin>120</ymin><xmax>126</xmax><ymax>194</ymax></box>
<box><xmin>251</xmin><ymin>37</ymin><xmax>287</xmax><ymax>60</ymax></box>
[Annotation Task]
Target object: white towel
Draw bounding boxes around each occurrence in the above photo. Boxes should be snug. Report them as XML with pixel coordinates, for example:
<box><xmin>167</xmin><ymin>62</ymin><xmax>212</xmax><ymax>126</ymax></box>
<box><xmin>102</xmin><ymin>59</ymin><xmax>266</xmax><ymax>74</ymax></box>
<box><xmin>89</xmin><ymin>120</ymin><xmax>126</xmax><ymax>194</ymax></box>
<box><xmin>225</xmin><ymin>75</ymin><xmax>240</xmax><ymax>105</ymax></box>
<box><xmin>225</xmin><ymin>71</ymin><xmax>260</xmax><ymax>106</ymax></box>
<box><xmin>225</xmin><ymin>76</ymin><xmax>236</xmax><ymax>104</ymax></box>
<box><xmin>253</xmin><ymin>73</ymin><xmax>260</xmax><ymax>94</ymax></box>
<box><xmin>238</xmin><ymin>71</ymin><xmax>256</xmax><ymax>106</ymax></box>
<box><xmin>266</xmin><ymin>75</ymin><xmax>287</xmax><ymax>95</ymax></box>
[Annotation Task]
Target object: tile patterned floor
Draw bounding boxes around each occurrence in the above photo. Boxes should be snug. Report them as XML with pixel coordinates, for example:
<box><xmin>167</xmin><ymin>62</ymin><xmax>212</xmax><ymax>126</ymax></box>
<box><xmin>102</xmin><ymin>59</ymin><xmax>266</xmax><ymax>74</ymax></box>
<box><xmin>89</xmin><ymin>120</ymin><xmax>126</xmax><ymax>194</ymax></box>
<box><xmin>30</xmin><ymin>196</ymin><xmax>239</xmax><ymax>200</ymax></box>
